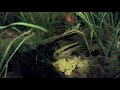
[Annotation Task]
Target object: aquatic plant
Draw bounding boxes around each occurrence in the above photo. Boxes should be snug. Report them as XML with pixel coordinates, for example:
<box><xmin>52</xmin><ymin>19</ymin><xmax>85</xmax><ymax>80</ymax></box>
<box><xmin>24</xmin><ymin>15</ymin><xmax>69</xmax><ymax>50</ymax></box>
<box><xmin>75</xmin><ymin>12</ymin><xmax>120</xmax><ymax>58</ymax></box>
<box><xmin>0</xmin><ymin>22</ymin><xmax>47</xmax><ymax>78</ymax></box>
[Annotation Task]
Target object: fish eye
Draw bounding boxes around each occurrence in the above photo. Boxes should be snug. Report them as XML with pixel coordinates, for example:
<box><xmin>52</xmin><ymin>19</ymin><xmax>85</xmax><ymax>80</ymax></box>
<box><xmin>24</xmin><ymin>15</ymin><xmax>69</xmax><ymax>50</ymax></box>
<box><xmin>53</xmin><ymin>52</ymin><xmax>58</xmax><ymax>57</ymax></box>
<box><xmin>56</xmin><ymin>52</ymin><xmax>59</xmax><ymax>56</ymax></box>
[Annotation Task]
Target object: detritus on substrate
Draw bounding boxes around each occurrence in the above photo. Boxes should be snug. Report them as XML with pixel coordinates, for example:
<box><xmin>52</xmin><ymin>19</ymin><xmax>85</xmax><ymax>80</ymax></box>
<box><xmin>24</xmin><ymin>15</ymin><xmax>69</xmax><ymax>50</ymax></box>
<box><xmin>10</xmin><ymin>43</ymin><xmax>64</xmax><ymax>78</ymax></box>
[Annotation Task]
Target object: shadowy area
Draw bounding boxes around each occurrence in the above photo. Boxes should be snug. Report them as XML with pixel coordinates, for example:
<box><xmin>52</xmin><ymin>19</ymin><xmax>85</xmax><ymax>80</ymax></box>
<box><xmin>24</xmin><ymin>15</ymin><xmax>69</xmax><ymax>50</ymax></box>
<box><xmin>9</xmin><ymin>43</ymin><xmax>64</xmax><ymax>78</ymax></box>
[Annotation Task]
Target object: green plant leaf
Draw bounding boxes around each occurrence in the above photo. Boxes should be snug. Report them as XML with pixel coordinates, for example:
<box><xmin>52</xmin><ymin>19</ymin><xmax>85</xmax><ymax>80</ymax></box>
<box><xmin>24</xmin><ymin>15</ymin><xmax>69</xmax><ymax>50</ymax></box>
<box><xmin>0</xmin><ymin>22</ymin><xmax>48</xmax><ymax>32</ymax></box>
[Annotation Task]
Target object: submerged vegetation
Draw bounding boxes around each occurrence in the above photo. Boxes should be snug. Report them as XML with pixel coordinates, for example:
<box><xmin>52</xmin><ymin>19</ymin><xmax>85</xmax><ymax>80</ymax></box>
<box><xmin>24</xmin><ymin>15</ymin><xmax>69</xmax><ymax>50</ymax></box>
<box><xmin>0</xmin><ymin>12</ymin><xmax>120</xmax><ymax>78</ymax></box>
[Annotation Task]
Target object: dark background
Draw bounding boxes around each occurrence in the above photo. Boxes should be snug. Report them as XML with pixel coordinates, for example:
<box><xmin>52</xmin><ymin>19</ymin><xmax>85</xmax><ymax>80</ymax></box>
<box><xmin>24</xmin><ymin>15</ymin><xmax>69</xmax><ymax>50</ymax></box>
<box><xmin>0</xmin><ymin>0</ymin><xmax>119</xmax><ymax>11</ymax></box>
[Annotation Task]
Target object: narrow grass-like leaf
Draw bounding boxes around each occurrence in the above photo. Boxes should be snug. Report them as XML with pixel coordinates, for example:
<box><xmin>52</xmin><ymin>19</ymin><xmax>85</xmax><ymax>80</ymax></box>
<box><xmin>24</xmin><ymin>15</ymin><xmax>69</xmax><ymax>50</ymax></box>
<box><xmin>0</xmin><ymin>30</ymin><xmax>32</xmax><ymax>72</ymax></box>
<box><xmin>1</xmin><ymin>33</ymin><xmax>34</xmax><ymax>77</ymax></box>
<box><xmin>0</xmin><ymin>22</ymin><xmax>48</xmax><ymax>32</ymax></box>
